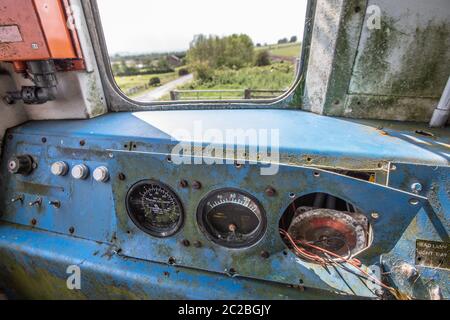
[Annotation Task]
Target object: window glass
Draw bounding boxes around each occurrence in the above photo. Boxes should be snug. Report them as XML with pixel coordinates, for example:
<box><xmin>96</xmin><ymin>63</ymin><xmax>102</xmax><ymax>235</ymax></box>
<box><xmin>97</xmin><ymin>0</ymin><xmax>308</xmax><ymax>102</ymax></box>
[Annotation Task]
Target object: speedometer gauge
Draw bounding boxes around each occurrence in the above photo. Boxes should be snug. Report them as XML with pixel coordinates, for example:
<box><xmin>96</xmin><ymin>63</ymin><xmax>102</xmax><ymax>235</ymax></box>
<box><xmin>197</xmin><ymin>189</ymin><xmax>267</xmax><ymax>248</ymax></box>
<box><xmin>126</xmin><ymin>180</ymin><xmax>184</xmax><ymax>237</ymax></box>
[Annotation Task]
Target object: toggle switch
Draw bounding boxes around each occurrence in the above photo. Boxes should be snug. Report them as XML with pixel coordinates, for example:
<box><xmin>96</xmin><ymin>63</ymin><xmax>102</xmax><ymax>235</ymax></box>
<box><xmin>48</xmin><ymin>200</ymin><xmax>61</xmax><ymax>209</ymax></box>
<box><xmin>29</xmin><ymin>197</ymin><xmax>42</xmax><ymax>207</ymax></box>
<box><xmin>11</xmin><ymin>194</ymin><xmax>24</xmax><ymax>203</ymax></box>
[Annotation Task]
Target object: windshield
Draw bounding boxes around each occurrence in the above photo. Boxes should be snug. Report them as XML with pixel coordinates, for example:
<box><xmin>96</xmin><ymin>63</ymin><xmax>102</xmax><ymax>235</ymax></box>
<box><xmin>97</xmin><ymin>0</ymin><xmax>308</xmax><ymax>103</ymax></box>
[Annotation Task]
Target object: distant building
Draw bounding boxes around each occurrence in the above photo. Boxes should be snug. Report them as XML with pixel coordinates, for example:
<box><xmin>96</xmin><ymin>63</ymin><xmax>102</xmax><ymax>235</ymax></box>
<box><xmin>166</xmin><ymin>55</ymin><xmax>182</xmax><ymax>68</ymax></box>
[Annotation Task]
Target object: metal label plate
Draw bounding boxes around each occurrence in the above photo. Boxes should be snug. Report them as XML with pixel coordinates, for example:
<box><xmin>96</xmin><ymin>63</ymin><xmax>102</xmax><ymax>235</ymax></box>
<box><xmin>416</xmin><ymin>240</ymin><xmax>449</xmax><ymax>270</ymax></box>
<box><xmin>0</xmin><ymin>25</ymin><xmax>23</xmax><ymax>43</ymax></box>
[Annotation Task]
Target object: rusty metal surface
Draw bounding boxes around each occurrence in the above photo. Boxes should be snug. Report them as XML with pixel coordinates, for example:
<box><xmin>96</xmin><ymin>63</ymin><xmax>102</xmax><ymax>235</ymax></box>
<box><xmin>0</xmin><ymin>0</ymin><xmax>51</xmax><ymax>60</ymax></box>
<box><xmin>0</xmin><ymin>110</ymin><xmax>448</xmax><ymax>299</ymax></box>
<box><xmin>0</xmin><ymin>0</ymin><xmax>80</xmax><ymax>61</ymax></box>
<box><xmin>0</xmin><ymin>223</ymin><xmax>347</xmax><ymax>300</ymax></box>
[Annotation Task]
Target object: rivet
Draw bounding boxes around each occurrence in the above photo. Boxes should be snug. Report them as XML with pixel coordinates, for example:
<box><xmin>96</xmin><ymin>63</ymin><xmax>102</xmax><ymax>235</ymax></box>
<box><xmin>192</xmin><ymin>181</ymin><xmax>202</xmax><ymax>190</ymax></box>
<box><xmin>118</xmin><ymin>173</ymin><xmax>126</xmax><ymax>181</ymax></box>
<box><xmin>265</xmin><ymin>187</ymin><xmax>276</xmax><ymax>197</ymax></box>
<box><xmin>69</xmin><ymin>227</ymin><xmax>75</xmax><ymax>234</ymax></box>
<box><xmin>260</xmin><ymin>251</ymin><xmax>270</xmax><ymax>259</ymax></box>
<box><xmin>181</xmin><ymin>239</ymin><xmax>190</xmax><ymax>247</ymax></box>
<box><xmin>79</xmin><ymin>140</ymin><xmax>86</xmax><ymax>146</ymax></box>
<box><xmin>193</xmin><ymin>241</ymin><xmax>202</xmax><ymax>248</ymax></box>
<box><xmin>179</xmin><ymin>180</ymin><xmax>188</xmax><ymax>188</ymax></box>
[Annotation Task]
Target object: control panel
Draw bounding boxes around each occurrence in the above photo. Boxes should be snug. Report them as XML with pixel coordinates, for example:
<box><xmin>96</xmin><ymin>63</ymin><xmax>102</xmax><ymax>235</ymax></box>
<box><xmin>0</xmin><ymin>111</ymin><xmax>448</xmax><ymax>299</ymax></box>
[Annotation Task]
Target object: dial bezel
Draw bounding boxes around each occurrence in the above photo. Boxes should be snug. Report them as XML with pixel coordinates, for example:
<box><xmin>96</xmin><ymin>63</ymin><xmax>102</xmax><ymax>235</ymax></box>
<box><xmin>196</xmin><ymin>188</ymin><xmax>267</xmax><ymax>249</ymax></box>
<box><xmin>126</xmin><ymin>179</ymin><xmax>184</xmax><ymax>238</ymax></box>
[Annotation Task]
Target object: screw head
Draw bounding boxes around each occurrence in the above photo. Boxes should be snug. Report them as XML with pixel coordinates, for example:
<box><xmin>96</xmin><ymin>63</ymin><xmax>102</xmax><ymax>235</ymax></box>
<box><xmin>181</xmin><ymin>239</ymin><xmax>190</xmax><ymax>247</ymax></box>
<box><xmin>260</xmin><ymin>251</ymin><xmax>270</xmax><ymax>259</ymax></box>
<box><xmin>411</xmin><ymin>182</ymin><xmax>423</xmax><ymax>193</ymax></box>
<box><xmin>69</xmin><ymin>227</ymin><xmax>75</xmax><ymax>234</ymax></box>
<box><xmin>371</xmin><ymin>212</ymin><xmax>380</xmax><ymax>220</ymax></box>
<box><xmin>118</xmin><ymin>173</ymin><xmax>126</xmax><ymax>181</ymax></box>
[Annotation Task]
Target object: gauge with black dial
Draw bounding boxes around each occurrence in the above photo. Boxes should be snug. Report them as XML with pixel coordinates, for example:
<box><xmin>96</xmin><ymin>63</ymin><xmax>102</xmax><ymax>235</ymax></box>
<box><xmin>197</xmin><ymin>189</ymin><xmax>266</xmax><ymax>248</ymax></box>
<box><xmin>126</xmin><ymin>180</ymin><xmax>184</xmax><ymax>237</ymax></box>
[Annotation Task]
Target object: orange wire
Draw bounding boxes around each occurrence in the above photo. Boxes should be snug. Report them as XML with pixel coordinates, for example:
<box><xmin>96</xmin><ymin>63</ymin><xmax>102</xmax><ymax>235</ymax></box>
<box><xmin>279</xmin><ymin>228</ymin><xmax>400</xmax><ymax>295</ymax></box>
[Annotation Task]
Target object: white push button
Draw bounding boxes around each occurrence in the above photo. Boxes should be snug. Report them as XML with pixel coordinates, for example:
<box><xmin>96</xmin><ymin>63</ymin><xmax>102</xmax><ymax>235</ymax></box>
<box><xmin>71</xmin><ymin>164</ymin><xmax>89</xmax><ymax>180</ymax></box>
<box><xmin>93</xmin><ymin>166</ymin><xmax>109</xmax><ymax>182</ymax></box>
<box><xmin>51</xmin><ymin>161</ymin><xmax>69</xmax><ymax>176</ymax></box>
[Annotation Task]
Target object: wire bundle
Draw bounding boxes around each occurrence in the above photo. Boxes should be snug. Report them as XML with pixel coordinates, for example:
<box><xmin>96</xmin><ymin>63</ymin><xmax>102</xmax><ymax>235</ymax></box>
<box><xmin>279</xmin><ymin>228</ymin><xmax>410</xmax><ymax>300</ymax></box>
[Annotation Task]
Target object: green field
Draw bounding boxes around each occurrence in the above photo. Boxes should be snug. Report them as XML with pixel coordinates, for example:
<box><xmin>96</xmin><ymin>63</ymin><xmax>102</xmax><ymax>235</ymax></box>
<box><xmin>165</xmin><ymin>62</ymin><xmax>295</xmax><ymax>100</ymax></box>
<box><xmin>256</xmin><ymin>42</ymin><xmax>301</xmax><ymax>58</ymax></box>
<box><xmin>113</xmin><ymin>42</ymin><xmax>301</xmax><ymax>100</ymax></box>
<box><xmin>114</xmin><ymin>71</ymin><xmax>179</xmax><ymax>96</ymax></box>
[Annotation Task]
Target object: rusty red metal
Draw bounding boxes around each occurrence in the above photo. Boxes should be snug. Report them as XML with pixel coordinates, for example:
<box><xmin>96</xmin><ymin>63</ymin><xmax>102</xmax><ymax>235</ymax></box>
<box><xmin>0</xmin><ymin>0</ymin><xmax>84</xmax><ymax>71</ymax></box>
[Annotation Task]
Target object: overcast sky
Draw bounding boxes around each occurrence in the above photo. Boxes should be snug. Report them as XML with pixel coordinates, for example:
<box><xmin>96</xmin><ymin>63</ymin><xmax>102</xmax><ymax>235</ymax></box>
<box><xmin>97</xmin><ymin>0</ymin><xmax>308</xmax><ymax>55</ymax></box>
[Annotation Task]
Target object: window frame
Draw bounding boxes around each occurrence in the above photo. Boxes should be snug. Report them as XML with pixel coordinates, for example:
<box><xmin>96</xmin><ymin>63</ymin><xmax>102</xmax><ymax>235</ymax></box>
<box><xmin>83</xmin><ymin>0</ymin><xmax>316</xmax><ymax>111</ymax></box>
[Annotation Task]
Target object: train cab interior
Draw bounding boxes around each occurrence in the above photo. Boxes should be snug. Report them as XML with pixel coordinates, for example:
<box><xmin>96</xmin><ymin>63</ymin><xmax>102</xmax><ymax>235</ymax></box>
<box><xmin>0</xmin><ymin>0</ymin><xmax>448</xmax><ymax>300</ymax></box>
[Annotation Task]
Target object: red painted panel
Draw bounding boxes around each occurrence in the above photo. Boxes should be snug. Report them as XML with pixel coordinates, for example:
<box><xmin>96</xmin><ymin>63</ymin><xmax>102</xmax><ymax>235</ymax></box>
<box><xmin>33</xmin><ymin>0</ymin><xmax>76</xmax><ymax>58</ymax></box>
<box><xmin>0</xmin><ymin>0</ymin><xmax>50</xmax><ymax>60</ymax></box>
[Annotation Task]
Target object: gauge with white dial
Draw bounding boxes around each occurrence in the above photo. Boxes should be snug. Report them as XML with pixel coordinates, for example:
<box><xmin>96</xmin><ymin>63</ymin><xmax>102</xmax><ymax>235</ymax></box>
<box><xmin>197</xmin><ymin>189</ymin><xmax>266</xmax><ymax>248</ymax></box>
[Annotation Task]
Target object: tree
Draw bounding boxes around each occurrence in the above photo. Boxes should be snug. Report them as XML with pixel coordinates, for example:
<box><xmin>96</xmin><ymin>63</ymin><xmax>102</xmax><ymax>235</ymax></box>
<box><xmin>149</xmin><ymin>77</ymin><xmax>161</xmax><ymax>86</ymax></box>
<box><xmin>290</xmin><ymin>36</ymin><xmax>298</xmax><ymax>43</ymax></box>
<box><xmin>278</xmin><ymin>38</ymin><xmax>288</xmax><ymax>44</ymax></box>
<box><xmin>187</xmin><ymin>33</ymin><xmax>255</xmax><ymax>82</ymax></box>
<box><xmin>255</xmin><ymin>50</ymin><xmax>271</xmax><ymax>66</ymax></box>
<box><xmin>178</xmin><ymin>68</ymin><xmax>189</xmax><ymax>76</ymax></box>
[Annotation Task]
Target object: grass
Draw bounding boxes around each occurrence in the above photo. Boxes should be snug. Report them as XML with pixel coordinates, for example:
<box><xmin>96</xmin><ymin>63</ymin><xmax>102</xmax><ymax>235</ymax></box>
<box><xmin>165</xmin><ymin>62</ymin><xmax>295</xmax><ymax>100</ymax></box>
<box><xmin>256</xmin><ymin>42</ymin><xmax>301</xmax><ymax>58</ymax></box>
<box><xmin>114</xmin><ymin>71</ymin><xmax>179</xmax><ymax>97</ymax></box>
<box><xmin>113</xmin><ymin>42</ymin><xmax>300</xmax><ymax>100</ymax></box>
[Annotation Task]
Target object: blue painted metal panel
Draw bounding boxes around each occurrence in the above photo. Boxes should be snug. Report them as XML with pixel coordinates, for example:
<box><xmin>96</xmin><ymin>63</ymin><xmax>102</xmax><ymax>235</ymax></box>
<box><xmin>11</xmin><ymin>110</ymin><xmax>449</xmax><ymax>165</ymax></box>
<box><xmin>0</xmin><ymin>224</ymin><xmax>346</xmax><ymax>300</ymax></box>
<box><xmin>1</xmin><ymin>110</ymin><xmax>448</xmax><ymax>299</ymax></box>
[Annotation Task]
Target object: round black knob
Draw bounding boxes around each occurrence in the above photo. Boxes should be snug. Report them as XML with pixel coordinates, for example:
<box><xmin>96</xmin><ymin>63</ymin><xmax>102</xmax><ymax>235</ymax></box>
<box><xmin>8</xmin><ymin>155</ymin><xmax>34</xmax><ymax>175</ymax></box>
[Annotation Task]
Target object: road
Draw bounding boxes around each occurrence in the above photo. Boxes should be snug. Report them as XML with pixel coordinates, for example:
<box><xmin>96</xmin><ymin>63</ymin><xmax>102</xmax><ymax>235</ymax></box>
<box><xmin>134</xmin><ymin>74</ymin><xmax>193</xmax><ymax>102</ymax></box>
